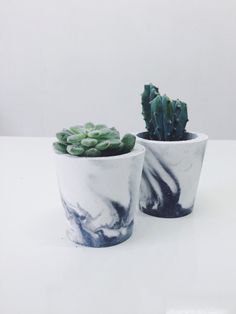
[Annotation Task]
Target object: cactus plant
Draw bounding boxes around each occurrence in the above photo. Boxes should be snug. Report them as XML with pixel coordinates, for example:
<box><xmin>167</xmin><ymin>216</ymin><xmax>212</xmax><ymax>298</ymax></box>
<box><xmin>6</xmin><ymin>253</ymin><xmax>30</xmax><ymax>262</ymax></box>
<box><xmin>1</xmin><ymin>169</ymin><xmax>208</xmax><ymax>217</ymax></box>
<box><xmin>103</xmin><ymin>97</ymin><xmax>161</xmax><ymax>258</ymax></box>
<box><xmin>141</xmin><ymin>83</ymin><xmax>188</xmax><ymax>141</ymax></box>
<box><xmin>53</xmin><ymin>122</ymin><xmax>136</xmax><ymax>157</ymax></box>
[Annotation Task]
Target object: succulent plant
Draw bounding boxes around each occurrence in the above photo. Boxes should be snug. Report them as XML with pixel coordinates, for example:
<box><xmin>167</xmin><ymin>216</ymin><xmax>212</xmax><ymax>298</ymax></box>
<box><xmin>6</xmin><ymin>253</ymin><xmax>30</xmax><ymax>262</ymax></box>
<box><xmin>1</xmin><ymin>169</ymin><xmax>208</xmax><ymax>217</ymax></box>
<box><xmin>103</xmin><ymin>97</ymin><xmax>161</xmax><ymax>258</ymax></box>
<box><xmin>141</xmin><ymin>83</ymin><xmax>188</xmax><ymax>141</ymax></box>
<box><xmin>53</xmin><ymin>122</ymin><xmax>136</xmax><ymax>157</ymax></box>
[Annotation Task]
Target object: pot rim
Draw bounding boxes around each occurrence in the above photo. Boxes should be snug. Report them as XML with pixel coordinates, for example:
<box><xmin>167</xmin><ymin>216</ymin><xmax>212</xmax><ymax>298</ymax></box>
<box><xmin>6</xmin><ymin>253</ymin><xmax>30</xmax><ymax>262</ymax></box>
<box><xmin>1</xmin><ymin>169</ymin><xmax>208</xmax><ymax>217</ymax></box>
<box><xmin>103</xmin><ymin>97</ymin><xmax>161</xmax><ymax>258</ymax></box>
<box><xmin>54</xmin><ymin>143</ymin><xmax>145</xmax><ymax>160</ymax></box>
<box><xmin>136</xmin><ymin>131</ymin><xmax>208</xmax><ymax>145</ymax></box>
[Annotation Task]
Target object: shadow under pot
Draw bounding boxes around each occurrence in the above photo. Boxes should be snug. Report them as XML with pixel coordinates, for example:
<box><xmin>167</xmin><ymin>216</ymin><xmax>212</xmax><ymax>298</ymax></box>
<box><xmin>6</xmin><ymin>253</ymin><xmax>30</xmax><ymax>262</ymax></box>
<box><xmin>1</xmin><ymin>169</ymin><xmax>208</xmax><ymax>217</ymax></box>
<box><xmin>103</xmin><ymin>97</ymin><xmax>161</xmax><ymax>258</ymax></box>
<box><xmin>136</xmin><ymin>132</ymin><xmax>208</xmax><ymax>218</ymax></box>
<box><xmin>55</xmin><ymin>144</ymin><xmax>145</xmax><ymax>247</ymax></box>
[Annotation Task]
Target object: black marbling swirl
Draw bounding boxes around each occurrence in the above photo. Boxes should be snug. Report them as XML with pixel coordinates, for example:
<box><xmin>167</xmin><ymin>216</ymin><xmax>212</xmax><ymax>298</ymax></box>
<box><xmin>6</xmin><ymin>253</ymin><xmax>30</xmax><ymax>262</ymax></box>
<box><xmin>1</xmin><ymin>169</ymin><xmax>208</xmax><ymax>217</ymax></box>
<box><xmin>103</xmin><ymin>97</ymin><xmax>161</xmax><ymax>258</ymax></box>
<box><xmin>62</xmin><ymin>197</ymin><xmax>133</xmax><ymax>247</ymax></box>
<box><xmin>140</xmin><ymin>147</ymin><xmax>192</xmax><ymax>218</ymax></box>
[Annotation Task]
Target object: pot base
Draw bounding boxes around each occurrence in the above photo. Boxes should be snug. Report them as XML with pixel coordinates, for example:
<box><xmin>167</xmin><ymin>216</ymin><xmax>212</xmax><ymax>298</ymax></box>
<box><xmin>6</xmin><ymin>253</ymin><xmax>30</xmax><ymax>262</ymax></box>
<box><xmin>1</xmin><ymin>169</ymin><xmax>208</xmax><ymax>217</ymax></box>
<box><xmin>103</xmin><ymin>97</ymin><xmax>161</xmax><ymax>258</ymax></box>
<box><xmin>67</xmin><ymin>226</ymin><xmax>133</xmax><ymax>248</ymax></box>
<box><xmin>140</xmin><ymin>205</ymin><xmax>193</xmax><ymax>218</ymax></box>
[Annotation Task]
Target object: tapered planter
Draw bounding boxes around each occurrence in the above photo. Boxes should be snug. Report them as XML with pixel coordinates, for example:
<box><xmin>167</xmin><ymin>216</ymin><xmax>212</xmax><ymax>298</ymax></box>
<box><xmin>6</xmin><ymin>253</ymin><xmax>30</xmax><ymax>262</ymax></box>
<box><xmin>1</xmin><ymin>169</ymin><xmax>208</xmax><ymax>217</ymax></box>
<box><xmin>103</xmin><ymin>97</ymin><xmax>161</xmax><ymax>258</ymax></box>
<box><xmin>55</xmin><ymin>144</ymin><xmax>145</xmax><ymax>247</ymax></box>
<box><xmin>136</xmin><ymin>132</ymin><xmax>208</xmax><ymax>218</ymax></box>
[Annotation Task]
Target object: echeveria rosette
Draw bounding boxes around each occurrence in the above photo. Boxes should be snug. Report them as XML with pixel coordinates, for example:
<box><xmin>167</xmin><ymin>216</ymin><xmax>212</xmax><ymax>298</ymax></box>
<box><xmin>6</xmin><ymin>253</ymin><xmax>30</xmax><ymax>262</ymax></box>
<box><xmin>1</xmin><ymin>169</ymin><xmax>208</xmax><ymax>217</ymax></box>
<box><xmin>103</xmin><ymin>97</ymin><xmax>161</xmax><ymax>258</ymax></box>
<box><xmin>53</xmin><ymin>122</ymin><xmax>136</xmax><ymax>157</ymax></box>
<box><xmin>141</xmin><ymin>83</ymin><xmax>189</xmax><ymax>141</ymax></box>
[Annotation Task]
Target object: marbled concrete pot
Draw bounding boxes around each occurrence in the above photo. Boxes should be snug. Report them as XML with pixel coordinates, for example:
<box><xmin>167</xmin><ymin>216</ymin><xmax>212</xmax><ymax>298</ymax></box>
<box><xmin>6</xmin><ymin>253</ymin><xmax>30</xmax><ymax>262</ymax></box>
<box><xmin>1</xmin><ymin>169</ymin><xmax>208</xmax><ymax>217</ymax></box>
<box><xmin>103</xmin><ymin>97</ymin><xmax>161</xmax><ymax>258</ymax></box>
<box><xmin>55</xmin><ymin>144</ymin><xmax>145</xmax><ymax>247</ymax></box>
<box><xmin>136</xmin><ymin>132</ymin><xmax>208</xmax><ymax>218</ymax></box>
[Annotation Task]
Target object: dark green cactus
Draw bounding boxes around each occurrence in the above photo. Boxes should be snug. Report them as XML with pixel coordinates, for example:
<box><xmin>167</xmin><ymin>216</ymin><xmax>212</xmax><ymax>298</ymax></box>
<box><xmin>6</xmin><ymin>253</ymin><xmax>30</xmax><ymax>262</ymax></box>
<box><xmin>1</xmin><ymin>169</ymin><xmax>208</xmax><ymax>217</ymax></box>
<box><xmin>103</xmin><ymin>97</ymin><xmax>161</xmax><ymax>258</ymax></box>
<box><xmin>141</xmin><ymin>83</ymin><xmax>188</xmax><ymax>141</ymax></box>
<box><xmin>53</xmin><ymin>123</ymin><xmax>136</xmax><ymax>157</ymax></box>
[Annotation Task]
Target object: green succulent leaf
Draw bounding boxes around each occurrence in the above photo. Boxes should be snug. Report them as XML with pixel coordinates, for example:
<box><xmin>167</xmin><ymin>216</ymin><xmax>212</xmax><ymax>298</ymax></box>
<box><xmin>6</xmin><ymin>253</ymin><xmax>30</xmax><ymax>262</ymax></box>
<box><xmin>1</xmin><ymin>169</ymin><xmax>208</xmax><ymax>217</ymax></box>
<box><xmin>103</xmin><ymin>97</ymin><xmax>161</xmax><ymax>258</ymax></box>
<box><xmin>100</xmin><ymin>128</ymin><xmax>120</xmax><ymax>139</ymax></box>
<box><xmin>84</xmin><ymin>122</ymin><xmax>95</xmax><ymax>130</ymax></box>
<box><xmin>94</xmin><ymin>124</ymin><xmax>107</xmax><ymax>130</ymax></box>
<box><xmin>53</xmin><ymin>142</ymin><xmax>67</xmax><ymax>154</ymax></box>
<box><xmin>121</xmin><ymin>134</ymin><xmax>136</xmax><ymax>153</ymax></box>
<box><xmin>85</xmin><ymin>148</ymin><xmax>101</xmax><ymax>157</ymax></box>
<box><xmin>87</xmin><ymin>130</ymin><xmax>102</xmax><ymax>139</ymax></box>
<box><xmin>66</xmin><ymin>145</ymin><xmax>85</xmax><ymax>156</ymax></box>
<box><xmin>95</xmin><ymin>140</ymin><xmax>110</xmax><ymax>151</ymax></box>
<box><xmin>81</xmin><ymin>138</ymin><xmax>98</xmax><ymax>147</ymax></box>
<box><xmin>67</xmin><ymin>133</ymin><xmax>86</xmax><ymax>144</ymax></box>
<box><xmin>109</xmin><ymin>139</ymin><xmax>122</xmax><ymax>149</ymax></box>
<box><xmin>56</xmin><ymin>131</ymin><xmax>71</xmax><ymax>144</ymax></box>
<box><xmin>69</xmin><ymin>126</ymin><xmax>84</xmax><ymax>134</ymax></box>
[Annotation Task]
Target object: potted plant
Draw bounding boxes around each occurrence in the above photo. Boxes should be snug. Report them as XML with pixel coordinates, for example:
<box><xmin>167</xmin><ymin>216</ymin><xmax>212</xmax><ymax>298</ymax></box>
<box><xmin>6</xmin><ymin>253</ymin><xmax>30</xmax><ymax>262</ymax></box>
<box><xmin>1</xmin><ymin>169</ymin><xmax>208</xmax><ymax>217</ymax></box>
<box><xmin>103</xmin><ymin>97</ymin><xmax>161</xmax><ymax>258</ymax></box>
<box><xmin>136</xmin><ymin>84</ymin><xmax>208</xmax><ymax>218</ymax></box>
<box><xmin>53</xmin><ymin>122</ymin><xmax>145</xmax><ymax>247</ymax></box>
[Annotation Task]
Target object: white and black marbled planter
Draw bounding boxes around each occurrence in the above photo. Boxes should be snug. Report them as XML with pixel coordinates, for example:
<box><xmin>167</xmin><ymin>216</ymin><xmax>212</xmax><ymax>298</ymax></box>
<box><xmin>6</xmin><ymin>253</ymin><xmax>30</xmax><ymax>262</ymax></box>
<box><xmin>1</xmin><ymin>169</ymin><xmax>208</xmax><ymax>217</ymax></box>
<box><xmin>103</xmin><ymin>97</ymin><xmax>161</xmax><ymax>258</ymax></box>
<box><xmin>136</xmin><ymin>132</ymin><xmax>208</xmax><ymax>218</ymax></box>
<box><xmin>55</xmin><ymin>144</ymin><xmax>145</xmax><ymax>247</ymax></box>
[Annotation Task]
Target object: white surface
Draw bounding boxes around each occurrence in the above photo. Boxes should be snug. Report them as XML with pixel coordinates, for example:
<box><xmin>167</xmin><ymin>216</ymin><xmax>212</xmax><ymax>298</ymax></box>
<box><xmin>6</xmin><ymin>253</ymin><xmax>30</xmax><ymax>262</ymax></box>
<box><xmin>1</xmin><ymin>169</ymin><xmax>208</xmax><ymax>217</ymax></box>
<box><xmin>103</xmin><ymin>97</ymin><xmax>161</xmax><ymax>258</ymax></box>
<box><xmin>1</xmin><ymin>0</ymin><xmax>236</xmax><ymax>139</ymax></box>
<box><xmin>1</xmin><ymin>137</ymin><xmax>236</xmax><ymax>313</ymax></box>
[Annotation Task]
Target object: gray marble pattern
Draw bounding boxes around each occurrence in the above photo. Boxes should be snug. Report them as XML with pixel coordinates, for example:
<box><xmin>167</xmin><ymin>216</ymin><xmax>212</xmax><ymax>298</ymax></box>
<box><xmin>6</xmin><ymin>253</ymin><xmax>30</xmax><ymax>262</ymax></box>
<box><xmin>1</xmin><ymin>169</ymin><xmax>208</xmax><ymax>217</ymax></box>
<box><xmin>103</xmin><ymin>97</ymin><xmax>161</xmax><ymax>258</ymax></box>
<box><xmin>55</xmin><ymin>144</ymin><xmax>145</xmax><ymax>247</ymax></box>
<box><xmin>137</xmin><ymin>132</ymin><xmax>207</xmax><ymax>218</ymax></box>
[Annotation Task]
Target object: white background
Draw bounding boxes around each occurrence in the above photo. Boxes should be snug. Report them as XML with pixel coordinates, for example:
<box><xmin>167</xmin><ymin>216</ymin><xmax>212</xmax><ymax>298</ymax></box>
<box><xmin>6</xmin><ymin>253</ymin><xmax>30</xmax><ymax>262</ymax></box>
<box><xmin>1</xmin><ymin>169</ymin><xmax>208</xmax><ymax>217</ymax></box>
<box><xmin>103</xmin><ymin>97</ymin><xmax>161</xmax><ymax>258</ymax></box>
<box><xmin>0</xmin><ymin>0</ymin><xmax>236</xmax><ymax>138</ymax></box>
